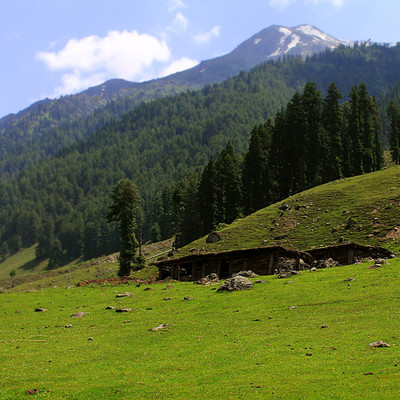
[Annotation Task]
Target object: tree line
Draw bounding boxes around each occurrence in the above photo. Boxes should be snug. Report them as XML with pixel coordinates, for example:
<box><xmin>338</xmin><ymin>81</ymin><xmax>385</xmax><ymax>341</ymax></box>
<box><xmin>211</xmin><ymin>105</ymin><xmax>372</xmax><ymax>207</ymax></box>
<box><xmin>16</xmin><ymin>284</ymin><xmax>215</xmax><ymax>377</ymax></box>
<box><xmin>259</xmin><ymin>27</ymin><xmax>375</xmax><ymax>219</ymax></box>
<box><xmin>171</xmin><ymin>82</ymin><xmax>383</xmax><ymax>247</ymax></box>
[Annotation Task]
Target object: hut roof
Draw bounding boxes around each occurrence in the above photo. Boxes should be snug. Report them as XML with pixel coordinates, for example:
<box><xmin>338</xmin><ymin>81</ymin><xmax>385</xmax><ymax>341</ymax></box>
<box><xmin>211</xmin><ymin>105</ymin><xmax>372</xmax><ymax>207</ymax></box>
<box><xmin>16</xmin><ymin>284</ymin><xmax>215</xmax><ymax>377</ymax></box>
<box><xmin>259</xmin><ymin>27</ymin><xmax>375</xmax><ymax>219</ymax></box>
<box><xmin>306</xmin><ymin>242</ymin><xmax>393</xmax><ymax>258</ymax></box>
<box><xmin>153</xmin><ymin>245</ymin><xmax>313</xmax><ymax>267</ymax></box>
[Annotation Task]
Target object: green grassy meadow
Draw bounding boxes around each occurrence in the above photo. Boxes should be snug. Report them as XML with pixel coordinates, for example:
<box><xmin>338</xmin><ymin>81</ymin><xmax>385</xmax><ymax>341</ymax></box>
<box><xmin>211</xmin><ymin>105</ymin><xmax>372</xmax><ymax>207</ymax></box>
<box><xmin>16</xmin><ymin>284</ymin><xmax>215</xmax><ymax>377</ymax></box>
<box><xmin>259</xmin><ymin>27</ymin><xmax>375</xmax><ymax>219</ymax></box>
<box><xmin>177</xmin><ymin>166</ymin><xmax>400</xmax><ymax>257</ymax></box>
<box><xmin>2</xmin><ymin>259</ymin><xmax>400</xmax><ymax>399</ymax></box>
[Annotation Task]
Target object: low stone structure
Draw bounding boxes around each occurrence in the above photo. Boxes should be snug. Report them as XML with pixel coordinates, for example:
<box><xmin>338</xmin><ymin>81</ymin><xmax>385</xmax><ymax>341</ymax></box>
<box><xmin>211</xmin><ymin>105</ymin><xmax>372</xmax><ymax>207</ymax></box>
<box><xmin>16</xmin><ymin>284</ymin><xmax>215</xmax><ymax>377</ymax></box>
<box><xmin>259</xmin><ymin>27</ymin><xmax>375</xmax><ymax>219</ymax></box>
<box><xmin>306</xmin><ymin>243</ymin><xmax>393</xmax><ymax>265</ymax></box>
<box><xmin>154</xmin><ymin>246</ymin><xmax>313</xmax><ymax>281</ymax></box>
<box><xmin>154</xmin><ymin>242</ymin><xmax>394</xmax><ymax>282</ymax></box>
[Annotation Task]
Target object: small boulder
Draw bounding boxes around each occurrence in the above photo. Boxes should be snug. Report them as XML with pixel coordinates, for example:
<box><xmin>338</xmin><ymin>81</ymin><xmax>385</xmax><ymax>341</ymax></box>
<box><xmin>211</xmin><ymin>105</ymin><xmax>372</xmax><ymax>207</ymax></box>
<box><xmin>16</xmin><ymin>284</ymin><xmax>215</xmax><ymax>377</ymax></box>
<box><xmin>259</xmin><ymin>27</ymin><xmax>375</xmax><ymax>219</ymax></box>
<box><xmin>196</xmin><ymin>273</ymin><xmax>219</xmax><ymax>285</ymax></box>
<box><xmin>183</xmin><ymin>296</ymin><xmax>194</xmax><ymax>301</ymax></box>
<box><xmin>115</xmin><ymin>292</ymin><xmax>132</xmax><ymax>298</ymax></box>
<box><xmin>218</xmin><ymin>276</ymin><xmax>253</xmax><ymax>292</ymax></box>
<box><xmin>369</xmin><ymin>341</ymin><xmax>390</xmax><ymax>348</ymax></box>
<box><xmin>115</xmin><ymin>308</ymin><xmax>132</xmax><ymax>313</ymax></box>
<box><xmin>106</xmin><ymin>306</ymin><xmax>116</xmax><ymax>310</ymax></box>
<box><xmin>34</xmin><ymin>308</ymin><xmax>48</xmax><ymax>312</ymax></box>
<box><xmin>206</xmin><ymin>231</ymin><xmax>222</xmax><ymax>243</ymax></box>
<box><xmin>232</xmin><ymin>270</ymin><xmax>258</xmax><ymax>278</ymax></box>
<box><xmin>149</xmin><ymin>324</ymin><xmax>168</xmax><ymax>332</ymax></box>
<box><xmin>312</xmin><ymin>258</ymin><xmax>339</xmax><ymax>269</ymax></box>
<box><xmin>71</xmin><ymin>312</ymin><xmax>89</xmax><ymax>318</ymax></box>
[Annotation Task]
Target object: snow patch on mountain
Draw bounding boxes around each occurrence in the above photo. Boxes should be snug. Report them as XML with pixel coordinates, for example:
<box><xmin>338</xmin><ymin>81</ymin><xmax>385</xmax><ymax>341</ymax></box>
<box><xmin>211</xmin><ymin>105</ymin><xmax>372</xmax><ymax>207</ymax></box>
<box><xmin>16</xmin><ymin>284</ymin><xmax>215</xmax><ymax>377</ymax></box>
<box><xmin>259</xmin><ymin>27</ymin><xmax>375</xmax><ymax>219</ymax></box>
<box><xmin>285</xmin><ymin>33</ymin><xmax>300</xmax><ymax>52</ymax></box>
<box><xmin>267</xmin><ymin>24</ymin><xmax>347</xmax><ymax>59</ymax></box>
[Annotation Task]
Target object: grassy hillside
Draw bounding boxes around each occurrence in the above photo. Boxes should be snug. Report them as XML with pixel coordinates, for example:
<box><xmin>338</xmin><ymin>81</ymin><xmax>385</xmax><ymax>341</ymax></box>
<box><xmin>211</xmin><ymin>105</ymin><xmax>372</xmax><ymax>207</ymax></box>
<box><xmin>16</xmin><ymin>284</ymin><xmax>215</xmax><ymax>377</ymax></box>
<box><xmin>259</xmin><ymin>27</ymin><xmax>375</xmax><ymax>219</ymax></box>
<box><xmin>0</xmin><ymin>239</ymin><xmax>173</xmax><ymax>292</ymax></box>
<box><xmin>1</xmin><ymin>259</ymin><xmax>400</xmax><ymax>399</ymax></box>
<box><xmin>175</xmin><ymin>166</ymin><xmax>400</xmax><ymax>258</ymax></box>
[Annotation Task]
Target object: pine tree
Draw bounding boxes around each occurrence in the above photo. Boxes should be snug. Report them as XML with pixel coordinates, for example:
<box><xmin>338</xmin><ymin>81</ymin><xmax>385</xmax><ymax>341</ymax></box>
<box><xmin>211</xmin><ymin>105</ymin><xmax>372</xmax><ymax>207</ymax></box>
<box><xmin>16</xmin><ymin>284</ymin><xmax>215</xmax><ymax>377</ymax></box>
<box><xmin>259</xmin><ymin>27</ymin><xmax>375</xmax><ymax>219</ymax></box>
<box><xmin>107</xmin><ymin>179</ymin><xmax>141</xmax><ymax>277</ymax></box>
<box><xmin>197</xmin><ymin>158</ymin><xmax>218</xmax><ymax>234</ymax></box>
<box><xmin>387</xmin><ymin>100</ymin><xmax>400</xmax><ymax>164</ymax></box>
<box><xmin>347</xmin><ymin>86</ymin><xmax>364</xmax><ymax>175</ymax></box>
<box><xmin>358</xmin><ymin>83</ymin><xmax>375</xmax><ymax>173</ymax></box>
<box><xmin>302</xmin><ymin>82</ymin><xmax>323</xmax><ymax>188</ymax></box>
<box><xmin>215</xmin><ymin>142</ymin><xmax>243</xmax><ymax>224</ymax></box>
<box><xmin>321</xmin><ymin>82</ymin><xmax>343</xmax><ymax>181</ymax></box>
<box><xmin>242</xmin><ymin>121</ymin><xmax>273</xmax><ymax>215</ymax></box>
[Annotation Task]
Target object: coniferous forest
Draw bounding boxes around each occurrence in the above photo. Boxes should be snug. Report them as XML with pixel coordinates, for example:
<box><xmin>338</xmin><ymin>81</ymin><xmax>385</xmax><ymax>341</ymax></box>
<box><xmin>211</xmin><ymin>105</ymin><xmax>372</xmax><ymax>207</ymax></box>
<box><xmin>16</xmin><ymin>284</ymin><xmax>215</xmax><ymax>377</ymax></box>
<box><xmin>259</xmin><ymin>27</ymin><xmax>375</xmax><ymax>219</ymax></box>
<box><xmin>2</xmin><ymin>42</ymin><xmax>400</xmax><ymax>266</ymax></box>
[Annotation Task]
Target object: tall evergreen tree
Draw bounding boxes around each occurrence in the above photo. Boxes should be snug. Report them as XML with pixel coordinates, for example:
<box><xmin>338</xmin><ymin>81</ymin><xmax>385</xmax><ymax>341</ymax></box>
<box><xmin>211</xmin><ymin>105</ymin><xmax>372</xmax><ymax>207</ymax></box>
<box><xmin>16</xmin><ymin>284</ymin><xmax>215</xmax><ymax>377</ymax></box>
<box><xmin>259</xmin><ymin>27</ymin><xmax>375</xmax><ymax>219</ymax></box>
<box><xmin>302</xmin><ymin>82</ymin><xmax>323</xmax><ymax>188</ymax></box>
<box><xmin>242</xmin><ymin>121</ymin><xmax>273</xmax><ymax>215</ymax></box>
<box><xmin>347</xmin><ymin>86</ymin><xmax>364</xmax><ymax>175</ymax></box>
<box><xmin>107</xmin><ymin>179</ymin><xmax>141</xmax><ymax>277</ymax></box>
<box><xmin>197</xmin><ymin>158</ymin><xmax>218</xmax><ymax>234</ymax></box>
<box><xmin>387</xmin><ymin>100</ymin><xmax>400</xmax><ymax>164</ymax></box>
<box><xmin>215</xmin><ymin>142</ymin><xmax>243</xmax><ymax>224</ymax></box>
<box><xmin>321</xmin><ymin>82</ymin><xmax>343</xmax><ymax>181</ymax></box>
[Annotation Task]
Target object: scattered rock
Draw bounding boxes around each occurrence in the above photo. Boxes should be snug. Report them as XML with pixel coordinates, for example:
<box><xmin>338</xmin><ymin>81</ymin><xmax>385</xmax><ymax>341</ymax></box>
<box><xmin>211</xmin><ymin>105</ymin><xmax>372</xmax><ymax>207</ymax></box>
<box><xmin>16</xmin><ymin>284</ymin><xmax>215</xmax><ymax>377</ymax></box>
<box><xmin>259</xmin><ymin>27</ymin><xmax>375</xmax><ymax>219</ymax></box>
<box><xmin>375</xmin><ymin>258</ymin><xmax>388</xmax><ymax>265</ymax></box>
<box><xmin>88</xmin><ymin>337</ymin><xmax>94</xmax><ymax>341</ymax></box>
<box><xmin>115</xmin><ymin>308</ymin><xmax>132</xmax><ymax>312</ymax></box>
<box><xmin>368</xmin><ymin>264</ymin><xmax>382</xmax><ymax>269</ymax></box>
<box><xmin>343</xmin><ymin>278</ymin><xmax>355</xmax><ymax>282</ymax></box>
<box><xmin>279</xmin><ymin>204</ymin><xmax>290</xmax><ymax>211</ymax></box>
<box><xmin>218</xmin><ymin>276</ymin><xmax>253</xmax><ymax>292</ymax></box>
<box><xmin>254</xmin><ymin>280</ymin><xmax>268</xmax><ymax>284</ymax></box>
<box><xmin>106</xmin><ymin>306</ymin><xmax>116</xmax><ymax>310</ymax></box>
<box><xmin>206</xmin><ymin>231</ymin><xmax>222</xmax><ymax>243</ymax></box>
<box><xmin>196</xmin><ymin>273</ymin><xmax>219</xmax><ymax>285</ymax></box>
<box><xmin>65</xmin><ymin>324</ymin><xmax>73</xmax><ymax>328</ymax></box>
<box><xmin>34</xmin><ymin>308</ymin><xmax>48</xmax><ymax>312</ymax></box>
<box><xmin>115</xmin><ymin>292</ymin><xmax>132</xmax><ymax>298</ymax></box>
<box><xmin>183</xmin><ymin>297</ymin><xmax>194</xmax><ymax>301</ymax></box>
<box><xmin>312</xmin><ymin>258</ymin><xmax>339</xmax><ymax>269</ymax></box>
<box><xmin>163</xmin><ymin>297</ymin><xmax>173</xmax><ymax>301</ymax></box>
<box><xmin>289</xmin><ymin>306</ymin><xmax>298</xmax><ymax>310</ymax></box>
<box><xmin>364</xmin><ymin>372</ymin><xmax>374</xmax><ymax>375</ymax></box>
<box><xmin>143</xmin><ymin>287</ymin><xmax>153</xmax><ymax>291</ymax></box>
<box><xmin>232</xmin><ymin>270</ymin><xmax>258</xmax><ymax>278</ymax></box>
<box><xmin>321</xmin><ymin>325</ymin><xmax>329</xmax><ymax>329</ymax></box>
<box><xmin>70</xmin><ymin>312</ymin><xmax>89</xmax><ymax>318</ymax></box>
<box><xmin>162</xmin><ymin>285</ymin><xmax>175</xmax><ymax>290</ymax></box>
<box><xmin>369</xmin><ymin>341</ymin><xmax>390</xmax><ymax>347</ymax></box>
<box><xmin>306</xmin><ymin>353</ymin><xmax>312</xmax><ymax>356</ymax></box>
<box><xmin>277</xmin><ymin>270</ymin><xmax>299</xmax><ymax>279</ymax></box>
<box><xmin>310</xmin><ymin>267</ymin><xmax>318</xmax><ymax>272</ymax></box>
<box><xmin>149</xmin><ymin>324</ymin><xmax>168</xmax><ymax>332</ymax></box>
<box><xmin>25</xmin><ymin>389</ymin><xmax>40</xmax><ymax>395</ymax></box>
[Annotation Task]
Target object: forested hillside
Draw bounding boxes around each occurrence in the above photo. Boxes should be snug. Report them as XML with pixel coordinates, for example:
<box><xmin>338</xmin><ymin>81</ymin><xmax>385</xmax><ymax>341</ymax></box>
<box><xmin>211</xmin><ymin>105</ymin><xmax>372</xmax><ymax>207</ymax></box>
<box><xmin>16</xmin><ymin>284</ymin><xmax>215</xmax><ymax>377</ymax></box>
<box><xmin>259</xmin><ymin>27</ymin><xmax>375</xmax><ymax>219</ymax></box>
<box><xmin>1</xmin><ymin>43</ymin><xmax>400</xmax><ymax>267</ymax></box>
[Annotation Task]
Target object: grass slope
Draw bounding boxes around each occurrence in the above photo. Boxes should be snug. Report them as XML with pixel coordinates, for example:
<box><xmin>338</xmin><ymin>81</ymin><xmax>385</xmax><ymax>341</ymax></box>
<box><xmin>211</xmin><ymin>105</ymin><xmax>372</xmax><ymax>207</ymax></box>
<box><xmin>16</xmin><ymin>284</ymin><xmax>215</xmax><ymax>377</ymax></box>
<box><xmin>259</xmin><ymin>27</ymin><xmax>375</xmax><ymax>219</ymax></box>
<box><xmin>1</xmin><ymin>259</ymin><xmax>400</xmax><ymax>399</ymax></box>
<box><xmin>0</xmin><ymin>239</ymin><xmax>173</xmax><ymax>292</ymax></box>
<box><xmin>177</xmin><ymin>166</ymin><xmax>400</xmax><ymax>258</ymax></box>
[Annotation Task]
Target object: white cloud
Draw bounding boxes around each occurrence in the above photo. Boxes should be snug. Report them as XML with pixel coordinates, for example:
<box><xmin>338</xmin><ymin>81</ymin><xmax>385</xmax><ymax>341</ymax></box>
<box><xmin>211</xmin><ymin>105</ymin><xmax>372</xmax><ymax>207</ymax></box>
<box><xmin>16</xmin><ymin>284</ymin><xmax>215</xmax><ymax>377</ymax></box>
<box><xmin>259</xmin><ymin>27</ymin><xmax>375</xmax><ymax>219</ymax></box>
<box><xmin>194</xmin><ymin>26</ymin><xmax>221</xmax><ymax>44</ymax></box>
<box><xmin>270</xmin><ymin>0</ymin><xmax>346</xmax><ymax>10</ymax></box>
<box><xmin>168</xmin><ymin>12</ymin><xmax>189</xmax><ymax>33</ymax></box>
<box><xmin>160</xmin><ymin>57</ymin><xmax>199</xmax><ymax>77</ymax></box>
<box><xmin>167</xmin><ymin>0</ymin><xmax>187</xmax><ymax>12</ymax></box>
<box><xmin>36</xmin><ymin>30</ymin><xmax>171</xmax><ymax>96</ymax></box>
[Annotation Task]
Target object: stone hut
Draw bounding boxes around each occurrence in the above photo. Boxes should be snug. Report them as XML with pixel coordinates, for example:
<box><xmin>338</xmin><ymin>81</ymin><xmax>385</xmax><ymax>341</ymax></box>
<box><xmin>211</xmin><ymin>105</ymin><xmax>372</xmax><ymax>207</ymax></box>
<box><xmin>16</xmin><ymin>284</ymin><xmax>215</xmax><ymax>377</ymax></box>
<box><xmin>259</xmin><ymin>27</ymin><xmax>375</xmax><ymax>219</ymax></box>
<box><xmin>306</xmin><ymin>242</ymin><xmax>393</xmax><ymax>265</ymax></box>
<box><xmin>153</xmin><ymin>246</ymin><xmax>314</xmax><ymax>281</ymax></box>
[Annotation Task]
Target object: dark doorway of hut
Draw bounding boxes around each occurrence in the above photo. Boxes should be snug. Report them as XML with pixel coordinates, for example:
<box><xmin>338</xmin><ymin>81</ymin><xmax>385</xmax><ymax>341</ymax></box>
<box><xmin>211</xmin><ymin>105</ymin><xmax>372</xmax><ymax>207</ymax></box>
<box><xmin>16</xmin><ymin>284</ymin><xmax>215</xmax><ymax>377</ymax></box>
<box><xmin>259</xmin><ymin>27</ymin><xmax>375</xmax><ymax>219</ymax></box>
<box><xmin>220</xmin><ymin>259</ymin><xmax>230</xmax><ymax>279</ymax></box>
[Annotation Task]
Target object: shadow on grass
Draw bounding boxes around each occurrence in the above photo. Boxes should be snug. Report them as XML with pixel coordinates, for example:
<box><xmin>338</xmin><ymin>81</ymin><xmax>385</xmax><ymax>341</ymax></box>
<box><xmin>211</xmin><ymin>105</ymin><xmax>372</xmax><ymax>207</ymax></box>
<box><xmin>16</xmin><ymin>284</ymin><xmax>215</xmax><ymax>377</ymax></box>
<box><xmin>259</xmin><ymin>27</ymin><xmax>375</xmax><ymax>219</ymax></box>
<box><xmin>19</xmin><ymin>257</ymin><xmax>43</xmax><ymax>271</ymax></box>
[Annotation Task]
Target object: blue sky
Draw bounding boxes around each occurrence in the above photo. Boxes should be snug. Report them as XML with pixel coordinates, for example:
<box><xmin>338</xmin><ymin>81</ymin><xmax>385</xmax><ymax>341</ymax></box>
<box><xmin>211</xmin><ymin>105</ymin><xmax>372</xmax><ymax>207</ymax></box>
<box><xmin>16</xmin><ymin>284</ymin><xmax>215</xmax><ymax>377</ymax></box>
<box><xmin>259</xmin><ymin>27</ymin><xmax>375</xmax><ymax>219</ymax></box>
<box><xmin>1</xmin><ymin>0</ymin><xmax>400</xmax><ymax>118</ymax></box>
